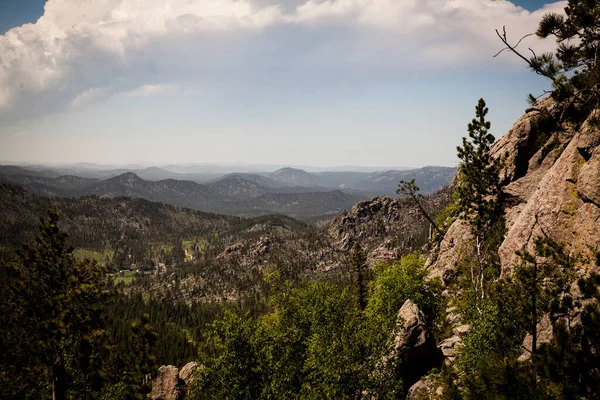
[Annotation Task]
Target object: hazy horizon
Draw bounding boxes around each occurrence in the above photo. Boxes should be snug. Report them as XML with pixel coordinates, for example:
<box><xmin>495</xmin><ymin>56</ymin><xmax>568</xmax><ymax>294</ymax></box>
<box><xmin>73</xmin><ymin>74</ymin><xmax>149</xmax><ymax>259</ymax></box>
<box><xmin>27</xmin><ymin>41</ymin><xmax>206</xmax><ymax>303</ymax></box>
<box><xmin>1</xmin><ymin>160</ymin><xmax>455</xmax><ymax>173</ymax></box>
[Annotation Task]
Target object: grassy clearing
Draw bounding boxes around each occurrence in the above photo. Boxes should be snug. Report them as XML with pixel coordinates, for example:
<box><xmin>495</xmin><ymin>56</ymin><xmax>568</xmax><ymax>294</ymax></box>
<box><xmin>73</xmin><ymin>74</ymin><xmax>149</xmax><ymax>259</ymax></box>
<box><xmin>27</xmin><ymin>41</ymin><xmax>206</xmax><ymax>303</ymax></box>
<box><xmin>114</xmin><ymin>271</ymin><xmax>136</xmax><ymax>286</ymax></box>
<box><xmin>182</xmin><ymin>237</ymin><xmax>209</xmax><ymax>261</ymax></box>
<box><xmin>73</xmin><ymin>248</ymin><xmax>113</xmax><ymax>265</ymax></box>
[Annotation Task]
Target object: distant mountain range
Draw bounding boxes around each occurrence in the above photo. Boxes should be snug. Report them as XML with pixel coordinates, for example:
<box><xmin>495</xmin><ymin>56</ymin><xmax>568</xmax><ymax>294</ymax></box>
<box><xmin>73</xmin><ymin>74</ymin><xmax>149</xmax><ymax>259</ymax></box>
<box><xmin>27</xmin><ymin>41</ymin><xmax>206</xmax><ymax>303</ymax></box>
<box><xmin>0</xmin><ymin>164</ymin><xmax>455</xmax><ymax>219</ymax></box>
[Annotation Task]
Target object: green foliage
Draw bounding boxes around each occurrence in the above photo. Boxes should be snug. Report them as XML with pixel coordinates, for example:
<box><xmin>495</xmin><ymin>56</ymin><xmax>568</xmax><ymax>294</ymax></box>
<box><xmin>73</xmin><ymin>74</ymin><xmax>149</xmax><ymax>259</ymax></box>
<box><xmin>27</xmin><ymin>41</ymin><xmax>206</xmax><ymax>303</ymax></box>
<box><xmin>0</xmin><ymin>210</ymin><xmax>164</xmax><ymax>399</ymax></box>
<box><xmin>189</xmin><ymin>254</ymin><xmax>444</xmax><ymax>399</ymax></box>
<box><xmin>100</xmin><ymin>313</ymin><xmax>158</xmax><ymax>399</ymax></box>
<box><xmin>534</xmin><ymin>273</ymin><xmax>600</xmax><ymax>398</ymax></box>
<box><xmin>190</xmin><ymin>281</ymin><xmax>365</xmax><ymax>399</ymax></box>
<box><xmin>365</xmin><ymin>254</ymin><xmax>443</xmax><ymax>346</ymax></box>
<box><xmin>501</xmin><ymin>0</ymin><xmax>600</xmax><ymax>125</ymax></box>
<box><xmin>514</xmin><ymin>237</ymin><xmax>576</xmax><ymax>340</ymax></box>
<box><xmin>455</xmin><ymin>99</ymin><xmax>505</xmax><ymax>313</ymax></box>
<box><xmin>456</xmin><ymin>99</ymin><xmax>503</xmax><ymax>236</ymax></box>
<box><xmin>351</xmin><ymin>243</ymin><xmax>368</xmax><ymax>311</ymax></box>
<box><xmin>434</xmin><ymin>194</ymin><xmax>460</xmax><ymax>232</ymax></box>
<box><xmin>0</xmin><ymin>209</ymin><xmax>109</xmax><ymax>399</ymax></box>
<box><xmin>454</xmin><ymin>237</ymin><xmax>595</xmax><ymax>398</ymax></box>
<box><xmin>192</xmin><ymin>311</ymin><xmax>262</xmax><ymax>399</ymax></box>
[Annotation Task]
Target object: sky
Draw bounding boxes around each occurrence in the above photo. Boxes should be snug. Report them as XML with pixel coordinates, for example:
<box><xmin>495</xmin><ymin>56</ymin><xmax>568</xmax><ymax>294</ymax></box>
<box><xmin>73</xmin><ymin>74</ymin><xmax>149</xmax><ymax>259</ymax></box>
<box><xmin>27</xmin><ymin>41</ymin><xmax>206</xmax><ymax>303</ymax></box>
<box><xmin>0</xmin><ymin>0</ymin><xmax>566</xmax><ymax>168</ymax></box>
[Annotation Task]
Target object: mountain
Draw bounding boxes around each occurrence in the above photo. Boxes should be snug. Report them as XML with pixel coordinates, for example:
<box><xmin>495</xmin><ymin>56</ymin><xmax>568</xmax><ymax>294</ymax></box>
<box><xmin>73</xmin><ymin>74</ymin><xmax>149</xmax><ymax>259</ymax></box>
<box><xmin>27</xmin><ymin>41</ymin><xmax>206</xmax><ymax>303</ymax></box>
<box><xmin>0</xmin><ymin>165</ymin><xmax>61</xmax><ymax>179</ymax></box>
<box><xmin>0</xmin><ymin>164</ymin><xmax>455</xmax><ymax>220</ymax></box>
<box><xmin>0</xmin><ymin>175</ymin><xmax>98</xmax><ymax>198</ymax></box>
<box><xmin>0</xmin><ymin>182</ymin><xmax>232</xmax><ymax>253</ymax></box>
<box><xmin>0</xmin><ymin>176</ymin><xmax>448</xmax><ymax>297</ymax></box>
<box><xmin>269</xmin><ymin>166</ymin><xmax>456</xmax><ymax>196</ymax></box>
<box><xmin>0</xmin><ymin>171</ymin><xmax>364</xmax><ymax>219</ymax></box>
<box><xmin>203</xmin><ymin>174</ymin><xmax>273</xmax><ymax>200</ymax></box>
<box><xmin>358</xmin><ymin>166</ymin><xmax>456</xmax><ymax>195</ymax></box>
<box><xmin>2</xmin><ymin>163</ymin><xmax>455</xmax><ymax>197</ymax></box>
<box><xmin>269</xmin><ymin>167</ymin><xmax>321</xmax><ymax>187</ymax></box>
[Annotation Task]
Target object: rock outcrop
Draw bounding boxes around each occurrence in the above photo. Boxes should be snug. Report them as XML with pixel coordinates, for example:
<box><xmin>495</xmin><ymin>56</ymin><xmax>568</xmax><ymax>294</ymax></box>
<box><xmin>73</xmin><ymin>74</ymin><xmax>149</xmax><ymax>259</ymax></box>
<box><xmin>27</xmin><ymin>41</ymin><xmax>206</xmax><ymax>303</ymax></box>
<box><xmin>150</xmin><ymin>362</ymin><xmax>202</xmax><ymax>400</ymax></box>
<box><xmin>434</xmin><ymin>100</ymin><xmax>600</xmax><ymax>278</ymax></box>
<box><xmin>518</xmin><ymin>313</ymin><xmax>554</xmax><ymax>362</ymax></box>
<box><xmin>179</xmin><ymin>361</ymin><xmax>200</xmax><ymax>385</ymax></box>
<box><xmin>328</xmin><ymin>191</ymin><xmax>453</xmax><ymax>265</ymax></box>
<box><xmin>388</xmin><ymin>300</ymin><xmax>442</xmax><ymax>391</ymax></box>
<box><xmin>407</xmin><ymin>377</ymin><xmax>443</xmax><ymax>400</ymax></box>
<box><xmin>151</xmin><ymin>365</ymin><xmax>182</xmax><ymax>400</ymax></box>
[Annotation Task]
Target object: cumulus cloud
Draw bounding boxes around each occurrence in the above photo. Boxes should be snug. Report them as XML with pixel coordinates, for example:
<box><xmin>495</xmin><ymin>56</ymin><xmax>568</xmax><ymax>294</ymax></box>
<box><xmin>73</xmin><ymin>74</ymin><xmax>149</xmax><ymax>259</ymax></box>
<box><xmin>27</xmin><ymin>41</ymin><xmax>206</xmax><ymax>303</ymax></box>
<box><xmin>0</xmin><ymin>0</ymin><xmax>567</xmax><ymax>121</ymax></box>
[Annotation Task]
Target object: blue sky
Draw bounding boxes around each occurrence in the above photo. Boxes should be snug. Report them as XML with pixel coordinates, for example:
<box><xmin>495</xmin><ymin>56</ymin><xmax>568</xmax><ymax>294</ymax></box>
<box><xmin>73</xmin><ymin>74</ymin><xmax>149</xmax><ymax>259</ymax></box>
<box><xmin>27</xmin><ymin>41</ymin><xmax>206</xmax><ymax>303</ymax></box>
<box><xmin>0</xmin><ymin>0</ymin><xmax>566</xmax><ymax>168</ymax></box>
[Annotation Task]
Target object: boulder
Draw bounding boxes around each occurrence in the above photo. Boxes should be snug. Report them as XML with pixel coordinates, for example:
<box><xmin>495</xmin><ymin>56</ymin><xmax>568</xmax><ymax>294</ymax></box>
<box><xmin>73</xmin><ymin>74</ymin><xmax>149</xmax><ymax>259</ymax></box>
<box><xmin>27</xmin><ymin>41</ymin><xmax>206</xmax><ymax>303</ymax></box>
<box><xmin>392</xmin><ymin>300</ymin><xmax>434</xmax><ymax>352</ymax></box>
<box><xmin>407</xmin><ymin>377</ymin><xmax>443</xmax><ymax>400</ymax></box>
<box><xmin>151</xmin><ymin>365</ymin><xmax>181</xmax><ymax>400</ymax></box>
<box><xmin>429</xmin><ymin>219</ymin><xmax>472</xmax><ymax>283</ymax></box>
<box><xmin>178</xmin><ymin>361</ymin><xmax>200</xmax><ymax>385</ymax></box>
<box><xmin>388</xmin><ymin>300</ymin><xmax>442</xmax><ymax>390</ymax></box>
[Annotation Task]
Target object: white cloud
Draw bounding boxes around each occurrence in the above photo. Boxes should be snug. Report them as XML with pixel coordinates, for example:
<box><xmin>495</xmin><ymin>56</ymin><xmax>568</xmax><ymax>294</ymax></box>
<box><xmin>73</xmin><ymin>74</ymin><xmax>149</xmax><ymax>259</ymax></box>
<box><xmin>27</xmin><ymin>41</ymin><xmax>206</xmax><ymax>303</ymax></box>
<box><xmin>121</xmin><ymin>84</ymin><xmax>177</xmax><ymax>97</ymax></box>
<box><xmin>70</xmin><ymin>87</ymin><xmax>112</xmax><ymax>109</ymax></box>
<box><xmin>0</xmin><ymin>0</ymin><xmax>567</xmax><ymax>120</ymax></box>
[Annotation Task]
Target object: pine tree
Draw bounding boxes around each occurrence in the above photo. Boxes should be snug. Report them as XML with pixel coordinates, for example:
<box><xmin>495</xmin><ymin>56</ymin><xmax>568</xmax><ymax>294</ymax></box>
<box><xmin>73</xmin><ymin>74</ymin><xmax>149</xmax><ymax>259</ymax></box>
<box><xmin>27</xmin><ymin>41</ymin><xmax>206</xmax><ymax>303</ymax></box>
<box><xmin>496</xmin><ymin>0</ymin><xmax>600</xmax><ymax>124</ymax></box>
<box><xmin>351</xmin><ymin>243</ymin><xmax>368</xmax><ymax>311</ymax></box>
<box><xmin>513</xmin><ymin>236</ymin><xmax>576</xmax><ymax>393</ymax></box>
<box><xmin>0</xmin><ymin>210</ymin><xmax>108</xmax><ymax>399</ymax></box>
<box><xmin>456</xmin><ymin>99</ymin><xmax>504</xmax><ymax>311</ymax></box>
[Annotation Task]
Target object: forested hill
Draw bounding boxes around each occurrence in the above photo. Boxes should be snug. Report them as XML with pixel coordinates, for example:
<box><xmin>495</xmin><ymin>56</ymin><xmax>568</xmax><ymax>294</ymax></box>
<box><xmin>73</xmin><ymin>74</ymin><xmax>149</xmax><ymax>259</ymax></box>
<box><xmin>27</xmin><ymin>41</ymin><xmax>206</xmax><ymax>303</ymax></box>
<box><xmin>0</xmin><ymin>179</ymin><xmax>451</xmax><ymax>293</ymax></box>
<box><xmin>0</xmin><ymin>182</ymin><xmax>232</xmax><ymax>251</ymax></box>
<box><xmin>0</xmin><ymin>182</ymin><xmax>310</xmax><ymax>273</ymax></box>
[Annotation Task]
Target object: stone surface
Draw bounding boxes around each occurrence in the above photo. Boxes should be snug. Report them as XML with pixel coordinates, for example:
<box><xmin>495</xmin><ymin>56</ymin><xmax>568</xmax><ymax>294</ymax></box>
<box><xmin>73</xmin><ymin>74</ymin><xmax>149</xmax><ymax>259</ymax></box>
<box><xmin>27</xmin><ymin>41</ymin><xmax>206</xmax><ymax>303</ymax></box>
<box><xmin>393</xmin><ymin>300</ymin><xmax>433</xmax><ymax>352</ymax></box>
<box><xmin>498</xmin><ymin>118</ymin><xmax>600</xmax><ymax>275</ymax></box>
<box><xmin>434</xmin><ymin>101</ymin><xmax>600</xmax><ymax>280</ymax></box>
<box><xmin>429</xmin><ymin>219</ymin><xmax>472</xmax><ymax>283</ymax></box>
<box><xmin>407</xmin><ymin>377</ymin><xmax>443</xmax><ymax>400</ymax></box>
<box><xmin>438</xmin><ymin>335</ymin><xmax>462</xmax><ymax>358</ymax></box>
<box><xmin>151</xmin><ymin>365</ymin><xmax>181</xmax><ymax>400</ymax></box>
<box><xmin>577</xmin><ymin>147</ymin><xmax>600</xmax><ymax>206</ymax></box>
<box><xmin>518</xmin><ymin>314</ymin><xmax>554</xmax><ymax>362</ymax></box>
<box><xmin>387</xmin><ymin>300</ymin><xmax>442</xmax><ymax>391</ymax></box>
<box><xmin>178</xmin><ymin>361</ymin><xmax>200</xmax><ymax>385</ymax></box>
<box><xmin>328</xmin><ymin>191</ymin><xmax>453</xmax><ymax>265</ymax></box>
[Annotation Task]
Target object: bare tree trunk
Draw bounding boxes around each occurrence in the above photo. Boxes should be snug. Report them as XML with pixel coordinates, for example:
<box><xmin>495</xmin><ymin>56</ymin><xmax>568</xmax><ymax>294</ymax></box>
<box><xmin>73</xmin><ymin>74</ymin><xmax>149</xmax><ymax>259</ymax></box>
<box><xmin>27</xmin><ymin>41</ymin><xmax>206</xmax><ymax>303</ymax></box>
<box><xmin>531</xmin><ymin>261</ymin><xmax>538</xmax><ymax>393</ymax></box>
<box><xmin>411</xmin><ymin>194</ymin><xmax>444</xmax><ymax>236</ymax></box>
<box><xmin>53</xmin><ymin>351</ymin><xmax>66</xmax><ymax>400</ymax></box>
<box><xmin>473</xmin><ymin>236</ymin><xmax>486</xmax><ymax>313</ymax></box>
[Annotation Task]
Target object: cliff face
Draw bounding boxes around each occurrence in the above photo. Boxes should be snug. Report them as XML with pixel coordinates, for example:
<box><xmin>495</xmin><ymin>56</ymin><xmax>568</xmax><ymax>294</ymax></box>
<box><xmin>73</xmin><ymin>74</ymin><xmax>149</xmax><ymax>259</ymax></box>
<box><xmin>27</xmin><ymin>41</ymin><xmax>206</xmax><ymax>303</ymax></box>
<box><xmin>435</xmin><ymin>98</ymin><xmax>600</xmax><ymax>276</ymax></box>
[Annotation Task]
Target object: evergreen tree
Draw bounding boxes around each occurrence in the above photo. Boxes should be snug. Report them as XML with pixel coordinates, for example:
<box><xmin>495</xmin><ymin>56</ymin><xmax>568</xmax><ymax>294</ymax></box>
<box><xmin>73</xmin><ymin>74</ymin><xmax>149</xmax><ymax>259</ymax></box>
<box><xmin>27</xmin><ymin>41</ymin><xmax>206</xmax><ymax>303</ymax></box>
<box><xmin>496</xmin><ymin>0</ymin><xmax>600</xmax><ymax>124</ymax></box>
<box><xmin>0</xmin><ymin>210</ymin><xmax>108</xmax><ymax>399</ymax></box>
<box><xmin>513</xmin><ymin>236</ymin><xmax>577</xmax><ymax>393</ymax></box>
<box><xmin>456</xmin><ymin>98</ymin><xmax>504</xmax><ymax>311</ymax></box>
<box><xmin>351</xmin><ymin>243</ymin><xmax>368</xmax><ymax>311</ymax></box>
